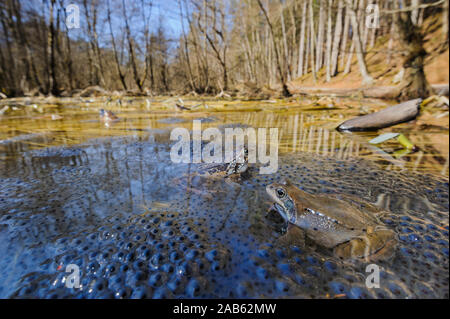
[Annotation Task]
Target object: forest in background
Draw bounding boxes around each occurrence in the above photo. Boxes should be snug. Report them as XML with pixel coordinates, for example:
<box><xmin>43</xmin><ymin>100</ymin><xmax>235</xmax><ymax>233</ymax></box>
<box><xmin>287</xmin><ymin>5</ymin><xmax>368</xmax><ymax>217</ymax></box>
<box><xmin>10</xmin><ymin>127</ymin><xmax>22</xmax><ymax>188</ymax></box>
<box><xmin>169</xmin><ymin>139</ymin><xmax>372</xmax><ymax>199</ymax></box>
<box><xmin>0</xmin><ymin>0</ymin><xmax>448</xmax><ymax>100</ymax></box>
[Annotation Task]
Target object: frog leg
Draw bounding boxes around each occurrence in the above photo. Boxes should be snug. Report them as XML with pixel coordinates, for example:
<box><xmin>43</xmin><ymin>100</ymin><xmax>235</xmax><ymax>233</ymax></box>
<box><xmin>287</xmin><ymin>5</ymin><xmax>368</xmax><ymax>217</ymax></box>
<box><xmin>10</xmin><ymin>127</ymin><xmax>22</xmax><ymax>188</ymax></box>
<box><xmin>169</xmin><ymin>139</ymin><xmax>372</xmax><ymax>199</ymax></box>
<box><xmin>365</xmin><ymin>228</ymin><xmax>398</xmax><ymax>262</ymax></box>
<box><xmin>277</xmin><ymin>225</ymin><xmax>306</xmax><ymax>248</ymax></box>
<box><xmin>334</xmin><ymin>228</ymin><xmax>397</xmax><ymax>262</ymax></box>
<box><xmin>281</xmin><ymin>221</ymin><xmax>290</xmax><ymax>234</ymax></box>
<box><xmin>224</xmin><ymin>175</ymin><xmax>241</xmax><ymax>186</ymax></box>
<box><xmin>329</xmin><ymin>193</ymin><xmax>385</xmax><ymax>220</ymax></box>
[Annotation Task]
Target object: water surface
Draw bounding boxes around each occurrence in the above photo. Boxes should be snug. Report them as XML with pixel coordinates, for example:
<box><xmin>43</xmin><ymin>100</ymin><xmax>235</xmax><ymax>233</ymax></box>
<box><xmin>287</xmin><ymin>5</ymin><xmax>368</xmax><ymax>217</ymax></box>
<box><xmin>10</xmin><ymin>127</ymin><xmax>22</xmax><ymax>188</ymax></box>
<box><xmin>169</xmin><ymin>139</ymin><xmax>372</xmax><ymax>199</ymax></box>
<box><xmin>0</xmin><ymin>96</ymin><xmax>448</xmax><ymax>298</ymax></box>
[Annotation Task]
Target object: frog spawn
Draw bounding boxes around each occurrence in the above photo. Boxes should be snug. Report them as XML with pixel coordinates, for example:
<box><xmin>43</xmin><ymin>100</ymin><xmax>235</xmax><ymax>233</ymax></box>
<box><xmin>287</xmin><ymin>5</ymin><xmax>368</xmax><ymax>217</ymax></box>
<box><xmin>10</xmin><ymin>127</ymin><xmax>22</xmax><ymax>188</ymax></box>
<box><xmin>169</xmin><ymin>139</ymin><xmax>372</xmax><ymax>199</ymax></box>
<box><xmin>12</xmin><ymin>212</ymin><xmax>233</xmax><ymax>298</ymax></box>
<box><xmin>1</xmin><ymin>139</ymin><xmax>448</xmax><ymax>298</ymax></box>
<box><xmin>249</xmin><ymin>154</ymin><xmax>449</xmax><ymax>298</ymax></box>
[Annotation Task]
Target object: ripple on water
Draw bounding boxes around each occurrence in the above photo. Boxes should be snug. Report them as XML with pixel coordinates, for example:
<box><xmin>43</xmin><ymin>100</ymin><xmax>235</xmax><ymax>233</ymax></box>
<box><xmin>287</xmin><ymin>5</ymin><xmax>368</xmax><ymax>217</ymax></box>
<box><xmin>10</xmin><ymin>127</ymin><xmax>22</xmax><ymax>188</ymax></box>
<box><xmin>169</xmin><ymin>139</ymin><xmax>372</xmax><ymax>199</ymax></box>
<box><xmin>0</xmin><ymin>137</ymin><xmax>448</xmax><ymax>298</ymax></box>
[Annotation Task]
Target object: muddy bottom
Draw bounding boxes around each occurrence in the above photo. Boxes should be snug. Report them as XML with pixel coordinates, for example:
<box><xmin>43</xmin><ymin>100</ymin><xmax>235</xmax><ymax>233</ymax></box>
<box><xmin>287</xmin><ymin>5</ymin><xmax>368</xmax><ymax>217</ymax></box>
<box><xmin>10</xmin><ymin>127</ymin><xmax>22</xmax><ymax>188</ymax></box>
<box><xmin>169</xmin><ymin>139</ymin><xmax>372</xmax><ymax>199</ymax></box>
<box><xmin>0</xmin><ymin>134</ymin><xmax>448</xmax><ymax>298</ymax></box>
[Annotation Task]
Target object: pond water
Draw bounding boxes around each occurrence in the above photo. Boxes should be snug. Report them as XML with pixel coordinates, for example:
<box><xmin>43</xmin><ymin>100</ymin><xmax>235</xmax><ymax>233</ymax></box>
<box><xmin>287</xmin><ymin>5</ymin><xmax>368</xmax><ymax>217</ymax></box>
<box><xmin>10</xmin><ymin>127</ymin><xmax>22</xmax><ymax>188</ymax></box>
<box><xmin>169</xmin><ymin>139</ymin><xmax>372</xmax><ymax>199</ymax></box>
<box><xmin>0</xmin><ymin>96</ymin><xmax>448</xmax><ymax>298</ymax></box>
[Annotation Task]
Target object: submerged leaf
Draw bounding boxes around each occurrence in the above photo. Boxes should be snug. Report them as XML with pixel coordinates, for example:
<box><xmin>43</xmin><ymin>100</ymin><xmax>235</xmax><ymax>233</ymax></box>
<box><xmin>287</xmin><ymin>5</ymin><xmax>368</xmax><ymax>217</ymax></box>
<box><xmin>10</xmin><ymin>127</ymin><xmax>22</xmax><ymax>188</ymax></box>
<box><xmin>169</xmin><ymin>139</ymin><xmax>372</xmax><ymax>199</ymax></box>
<box><xmin>369</xmin><ymin>133</ymin><xmax>400</xmax><ymax>144</ymax></box>
<box><xmin>369</xmin><ymin>132</ymin><xmax>415</xmax><ymax>150</ymax></box>
<box><xmin>397</xmin><ymin>134</ymin><xmax>415</xmax><ymax>150</ymax></box>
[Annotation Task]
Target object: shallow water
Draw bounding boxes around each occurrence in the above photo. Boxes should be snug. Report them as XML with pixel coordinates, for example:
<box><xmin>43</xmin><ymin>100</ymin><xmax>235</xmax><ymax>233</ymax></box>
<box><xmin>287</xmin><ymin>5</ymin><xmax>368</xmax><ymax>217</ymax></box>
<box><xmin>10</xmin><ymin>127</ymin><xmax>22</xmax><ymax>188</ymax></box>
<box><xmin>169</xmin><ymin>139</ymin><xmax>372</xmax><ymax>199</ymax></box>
<box><xmin>0</xmin><ymin>96</ymin><xmax>448</xmax><ymax>298</ymax></box>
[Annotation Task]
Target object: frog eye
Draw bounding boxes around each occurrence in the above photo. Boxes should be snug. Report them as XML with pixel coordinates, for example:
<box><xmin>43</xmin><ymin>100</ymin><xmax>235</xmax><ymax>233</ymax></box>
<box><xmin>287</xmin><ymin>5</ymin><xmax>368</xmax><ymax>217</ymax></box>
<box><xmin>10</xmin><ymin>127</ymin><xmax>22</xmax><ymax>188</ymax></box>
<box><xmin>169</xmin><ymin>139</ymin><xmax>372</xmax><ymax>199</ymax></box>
<box><xmin>276</xmin><ymin>188</ymin><xmax>286</xmax><ymax>198</ymax></box>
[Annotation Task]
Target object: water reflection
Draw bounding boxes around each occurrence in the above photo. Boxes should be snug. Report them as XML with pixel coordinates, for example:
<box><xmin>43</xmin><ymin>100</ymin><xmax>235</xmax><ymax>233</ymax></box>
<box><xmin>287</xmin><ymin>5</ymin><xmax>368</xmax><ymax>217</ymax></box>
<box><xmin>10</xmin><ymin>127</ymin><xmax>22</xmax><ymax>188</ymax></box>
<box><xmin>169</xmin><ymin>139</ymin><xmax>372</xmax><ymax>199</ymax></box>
<box><xmin>0</xmin><ymin>97</ymin><xmax>448</xmax><ymax>178</ymax></box>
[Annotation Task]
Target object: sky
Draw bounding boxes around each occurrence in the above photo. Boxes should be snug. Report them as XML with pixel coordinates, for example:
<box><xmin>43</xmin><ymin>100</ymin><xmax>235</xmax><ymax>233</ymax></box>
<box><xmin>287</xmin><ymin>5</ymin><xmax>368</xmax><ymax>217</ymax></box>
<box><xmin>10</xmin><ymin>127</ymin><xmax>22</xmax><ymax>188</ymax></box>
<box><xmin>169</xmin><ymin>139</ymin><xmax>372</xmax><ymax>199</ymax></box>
<box><xmin>20</xmin><ymin>0</ymin><xmax>186</xmax><ymax>43</ymax></box>
<box><xmin>152</xmin><ymin>0</ymin><xmax>184</xmax><ymax>37</ymax></box>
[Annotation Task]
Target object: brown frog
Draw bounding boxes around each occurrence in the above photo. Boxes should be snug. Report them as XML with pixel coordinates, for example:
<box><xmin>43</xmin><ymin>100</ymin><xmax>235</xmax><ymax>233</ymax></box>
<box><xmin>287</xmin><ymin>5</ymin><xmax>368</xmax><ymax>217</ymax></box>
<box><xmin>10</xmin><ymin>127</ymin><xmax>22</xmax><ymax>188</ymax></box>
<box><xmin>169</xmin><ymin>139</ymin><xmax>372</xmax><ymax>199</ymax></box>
<box><xmin>195</xmin><ymin>146</ymin><xmax>249</xmax><ymax>180</ymax></box>
<box><xmin>266</xmin><ymin>180</ymin><xmax>397</xmax><ymax>261</ymax></box>
<box><xmin>173</xmin><ymin>146</ymin><xmax>249</xmax><ymax>199</ymax></box>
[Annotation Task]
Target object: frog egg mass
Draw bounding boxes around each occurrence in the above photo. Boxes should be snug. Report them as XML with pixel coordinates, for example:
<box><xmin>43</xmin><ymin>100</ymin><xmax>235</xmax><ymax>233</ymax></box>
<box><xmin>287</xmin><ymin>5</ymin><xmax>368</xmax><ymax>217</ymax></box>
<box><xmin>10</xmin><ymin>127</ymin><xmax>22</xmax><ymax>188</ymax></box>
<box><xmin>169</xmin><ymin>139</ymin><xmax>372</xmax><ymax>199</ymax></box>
<box><xmin>0</xmin><ymin>138</ymin><xmax>448</xmax><ymax>299</ymax></box>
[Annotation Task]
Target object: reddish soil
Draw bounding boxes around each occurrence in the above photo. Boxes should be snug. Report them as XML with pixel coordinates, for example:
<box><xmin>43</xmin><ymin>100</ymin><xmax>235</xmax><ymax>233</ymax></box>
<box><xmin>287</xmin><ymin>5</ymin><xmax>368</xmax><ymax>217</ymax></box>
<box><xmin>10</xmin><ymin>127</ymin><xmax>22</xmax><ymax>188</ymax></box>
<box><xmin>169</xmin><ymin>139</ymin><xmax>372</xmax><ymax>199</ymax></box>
<box><xmin>288</xmin><ymin>14</ymin><xmax>449</xmax><ymax>94</ymax></box>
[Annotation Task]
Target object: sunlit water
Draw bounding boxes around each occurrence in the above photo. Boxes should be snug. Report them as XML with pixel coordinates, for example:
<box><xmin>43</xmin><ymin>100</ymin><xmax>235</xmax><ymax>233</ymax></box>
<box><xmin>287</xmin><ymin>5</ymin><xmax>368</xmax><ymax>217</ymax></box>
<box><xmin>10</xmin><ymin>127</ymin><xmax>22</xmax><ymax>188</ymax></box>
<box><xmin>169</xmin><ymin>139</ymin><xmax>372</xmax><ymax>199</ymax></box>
<box><xmin>0</xmin><ymin>96</ymin><xmax>448</xmax><ymax>298</ymax></box>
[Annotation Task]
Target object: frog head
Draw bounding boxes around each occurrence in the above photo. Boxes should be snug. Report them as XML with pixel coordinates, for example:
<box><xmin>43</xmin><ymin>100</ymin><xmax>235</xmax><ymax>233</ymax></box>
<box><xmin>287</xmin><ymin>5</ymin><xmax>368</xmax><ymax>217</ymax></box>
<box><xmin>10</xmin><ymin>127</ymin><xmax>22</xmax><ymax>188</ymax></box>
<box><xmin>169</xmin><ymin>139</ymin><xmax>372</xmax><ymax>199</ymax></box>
<box><xmin>225</xmin><ymin>146</ymin><xmax>249</xmax><ymax>176</ymax></box>
<box><xmin>266</xmin><ymin>179</ymin><xmax>298</xmax><ymax>224</ymax></box>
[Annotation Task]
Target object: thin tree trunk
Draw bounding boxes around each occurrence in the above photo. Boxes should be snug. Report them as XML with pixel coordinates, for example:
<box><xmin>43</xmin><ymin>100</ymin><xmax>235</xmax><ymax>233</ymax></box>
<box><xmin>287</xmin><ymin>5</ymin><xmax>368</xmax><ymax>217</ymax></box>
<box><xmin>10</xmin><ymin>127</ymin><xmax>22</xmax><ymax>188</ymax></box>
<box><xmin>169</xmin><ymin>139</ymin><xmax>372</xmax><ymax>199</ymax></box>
<box><xmin>83</xmin><ymin>0</ymin><xmax>104</xmax><ymax>86</ymax></box>
<box><xmin>309</xmin><ymin>0</ymin><xmax>317</xmax><ymax>81</ymax></box>
<box><xmin>344</xmin><ymin>0</ymin><xmax>364</xmax><ymax>74</ymax></box>
<box><xmin>316</xmin><ymin>0</ymin><xmax>325</xmax><ymax>72</ymax></box>
<box><xmin>0</xmin><ymin>4</ymin><xmax>17</xmax><ymax>92</ymax></box>
<box><xmin>257</xmin><ymin>0</ymin><xmax>291</xmax><ymax>96</ymax></box>
<box><xmin>179</xmin><ymin>0</ymin><xmax>195</xmax><ymax>91</ymax></box>
<box><xmin>60</xmin><ymin>0</ymin><xmax>74</xmax><ymax>91</ymax></box>
<box><xmin>297</xmin><ymin>0</ymin><xmax>307</xmax><ymax>77</ymax></box>
<box><xmin>47</xmin><ymin>0</ymin><xmax>58</xmax><ymax>95</ymax></box>
<box><xmin>195</xmin><ymin>1</ymin><xmax>228</xmax><ymax>92</ymax></box>
<box><xmin>361</xmin><ymin>0</ymin><xmax>369</xmax><ymax>50</ymax></box>
<box><xmin>140</xmin><ymin>0</ymin><xmax>152</xmax><ymax>91</ymax></box>
<box><xmin>280</xmin><ymin>1</ymin><xmax>290</xmax><ymax>80</ymax></box>
<box><xmin>387</xmin><ymin>1</ymin><xmax>397</xmax><ymax>64</ymax></box>
<box><xmin>325</xmin><ymin>0</ymin><xmax>333</xmax><ymax>82</ymax></box>
<box><xmin>289</xmin><ymin>4</ymin><xmax>297</xmax><ymax>78</ymax></box>
<box><xmin>340</xmin><ymin>3</ymin><xmax>350</xmax><ymax>70</ymax></box>
<box><xmin>107</xmin><ymin>0</ymin><xmax>127</xmax><ymax>91</ymax></box>
<box><xmin>444</xmin><ymin>0</ymin><xmax>449</xmax><ymax>43</ymax></box>
<box><xmin>122</xmin><ymin>0</ymin><xmax>143</xmax><ymax>92</ymax></box>
<box><xmin>345</xmin><ymin>0</ymin><xmax>373</xmax><ymax>85</ymax></box>
<box><xmin>368</xmin><ymin>0</ymin><xmax>378</xmax><ymax>49</ymax></box>
<box><xmin>331</xmin><ymin>0</ymin><xmax>343</xmax><ymax>76</ymax></box>
<box><xmin>411</xmin><ymin>0</ymin><xmax>419</xmax><ymax>25</ymax></box>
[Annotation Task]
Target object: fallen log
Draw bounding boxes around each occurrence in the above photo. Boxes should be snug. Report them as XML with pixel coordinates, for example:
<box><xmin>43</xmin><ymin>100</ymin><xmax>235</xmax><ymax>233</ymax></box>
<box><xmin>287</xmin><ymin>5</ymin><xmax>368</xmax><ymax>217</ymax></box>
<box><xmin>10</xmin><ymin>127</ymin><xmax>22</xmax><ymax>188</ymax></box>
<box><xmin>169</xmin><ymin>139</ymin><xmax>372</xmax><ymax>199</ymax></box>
<box><xmin>337</xmin><ymin>98</ymin><xmax>422</xmax><ymax>131</ymax></box>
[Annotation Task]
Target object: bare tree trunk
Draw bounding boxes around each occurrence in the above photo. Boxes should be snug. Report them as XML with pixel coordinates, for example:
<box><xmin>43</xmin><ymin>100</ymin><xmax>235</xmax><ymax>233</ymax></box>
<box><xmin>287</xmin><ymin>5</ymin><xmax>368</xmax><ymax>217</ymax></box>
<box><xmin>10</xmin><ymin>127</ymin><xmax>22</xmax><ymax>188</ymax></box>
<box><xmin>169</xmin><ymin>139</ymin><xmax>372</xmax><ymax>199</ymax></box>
<box><xmin>280</xmin><ymin>1</ymin><xmax>290</xmax><ymax>81</ymax></box>
<box><xmin>444</xmin><ymin>0</ymin><xmax>449</xmax><ymax>43</ymax></box>
<box><xmin>11</xmin><ymin>0</ymin><xmax>42</xmax><ymax>92</ymax></box>
<box><xmin>309</xmin><ymin>0</ymin><xmax>317</xmax><ymax>81</ymax></box>
<box><xmin>243</xmin><ymin>15</ymin><xmax>255</xmax><ymax>82</ymax></box>
<box><xmin>179</xmin><ymin>0</ymin><xmax>195</xmax><ymax>92</ymax></box>
<box><xmin>368</xmin><ymin>0</ymin><xmax>378</xmax><ymax>49</ymax></box>
<box><xmin>107</xmin><ymin>0</ymin><xmax>127</xmax><ymax>91</ymax></box>
<box><xmin>411</xmin><ymin>0</ymin><xmax>419</xmax><ymax>25</ymax></box>
<box><xmin>316</xmin><ymin>0</ymin><xmax>325</xmax><ymax>72</ymax></box>
<box><xmin>60</xmin><ymin>0</ymin><xmax>74</xmax><ymax>91</ymax></box>
<box><xmin>83</xmin><ymin>0</ymin><xmax>104</xmax><ymax>87</ymax></box>
<box><xmin>344</xmin><ymin>0</ymin><xmax>364</xmax><ymax>74</ymax></box>
<box><xmin>340</xmin><ymin>3</ymin><xmax>350</xmax><ymax>70</ymax></box>
<box><xmin>257</xmin><ymin>0</ymin><xmax>291</xmax><ymax>96</ymax></box>
<box><xmin>47</xmin><ymin>0</ymin><xmax>58</xmax><ymax>95</ymax></box>
<box><xmin>345</xmin><ymin>0</ymin><xmax>373</xmax><ymax>85</ymax></box>
<box><xmin>394</xmin><ymin>11</ymin><xmax>433</xmax><ymax>100</ymax></box>
<box><xmin>0</xmin><ymin>3</ymin><xmax>17</xmax><ymax>93</ymax></box>
<box><xmin>289</xmin><ymin>4</ymin><xmax>297</xmax><ymax>78</ymax></box>
<box><xmin>331</xmin><ymin>0</ymin><xmax>343</xmax><ymax>76</ymax></box>
<box><xmin>140</xmin><ymin>0</ymin><xmax>152</xmax><ymax>91</ymax></box>
<box><xmin>305</xmin><ymin>8</ymin><xmax>310</xmax><ymax>74</ymax></box>
<box><xmin>387</xmin><ymin>9</ymin><xmax>396</xmax><ymax>64</ymax></box>
<box><xmin>361</xmin><ymin>0</ymin><xmax>370</xmax><ymax>50</ymax></box>
<box><xmin>325</xmin><ymin>0</ymin><xmax>333</xmax><ymax>82</ymax></box>
<box><xmin>195</xmin><ymin>0</ymin><xmax>229</xmax><ymax>92</ymax></box>
<box><xmin>122</xmin><ymin>0</ymin><xmax>143</xmax><ymax>92</ymax></box>
<box><xmin>297</xmin><ymin>0</ymin><xmax>307</xmax><ymax>77</ymax></box>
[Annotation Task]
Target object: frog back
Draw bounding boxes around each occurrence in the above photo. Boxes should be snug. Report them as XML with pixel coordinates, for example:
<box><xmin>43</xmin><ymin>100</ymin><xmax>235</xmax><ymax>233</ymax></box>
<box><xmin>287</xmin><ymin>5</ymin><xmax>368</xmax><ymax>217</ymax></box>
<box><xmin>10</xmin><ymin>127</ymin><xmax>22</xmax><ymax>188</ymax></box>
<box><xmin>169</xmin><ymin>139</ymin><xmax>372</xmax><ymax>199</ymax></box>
<box><xmin>291</xmin><ymin>190</ymin><xmax>379</xmax><ymax>248</ymax></box>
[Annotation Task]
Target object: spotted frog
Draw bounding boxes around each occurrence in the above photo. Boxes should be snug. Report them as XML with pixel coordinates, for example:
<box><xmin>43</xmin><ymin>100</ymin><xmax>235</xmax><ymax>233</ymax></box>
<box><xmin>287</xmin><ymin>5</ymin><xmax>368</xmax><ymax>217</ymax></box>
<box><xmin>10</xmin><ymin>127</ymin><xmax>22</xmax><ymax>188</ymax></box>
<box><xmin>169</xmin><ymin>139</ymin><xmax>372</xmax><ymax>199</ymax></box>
<box><xmin>266</xmin><ymin>180</ymin><xmax>397</xmax><ymax>261</ymax></box>
<box><xmin>174</xmin><ymin>146</ymin><xmax>249</xmax><ymax>198</ymax></box>
<box><xmin>195</xmin><ymin>146</ymin><xmax>249</xmax><ymax>179</ymax></box>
